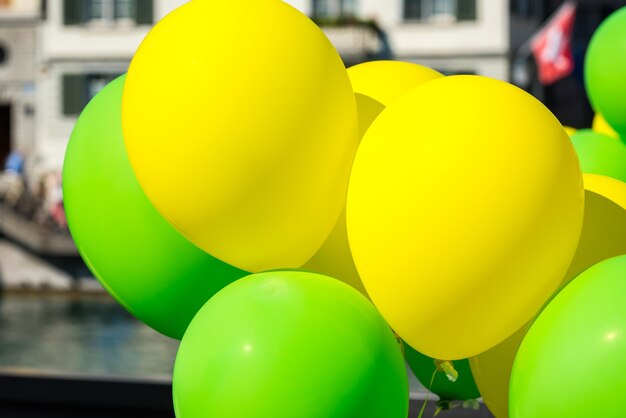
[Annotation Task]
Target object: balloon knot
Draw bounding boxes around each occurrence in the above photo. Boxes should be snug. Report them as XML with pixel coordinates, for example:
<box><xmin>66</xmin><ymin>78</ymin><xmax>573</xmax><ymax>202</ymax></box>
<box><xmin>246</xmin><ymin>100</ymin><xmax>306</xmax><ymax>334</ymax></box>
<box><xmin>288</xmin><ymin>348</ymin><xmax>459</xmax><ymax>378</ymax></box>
<box><xmin>434</xmin><ymin>360</ymin><xmax>458</xmax><ymax>382</ymax></box>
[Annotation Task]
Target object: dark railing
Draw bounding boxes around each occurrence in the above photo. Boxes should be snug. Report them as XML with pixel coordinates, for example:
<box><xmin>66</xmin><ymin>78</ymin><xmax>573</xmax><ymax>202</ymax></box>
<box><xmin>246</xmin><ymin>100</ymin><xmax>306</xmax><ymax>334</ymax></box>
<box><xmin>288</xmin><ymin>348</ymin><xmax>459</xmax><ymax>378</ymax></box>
<box><xmin>0</xmin><ymin>371</ymin><xmax>494</xmax><ymax>418</ymax></box>
<box><xmin>0</xmin><ymin>371</ymin><xmax>174</xmax><ymax>418</ymax></box>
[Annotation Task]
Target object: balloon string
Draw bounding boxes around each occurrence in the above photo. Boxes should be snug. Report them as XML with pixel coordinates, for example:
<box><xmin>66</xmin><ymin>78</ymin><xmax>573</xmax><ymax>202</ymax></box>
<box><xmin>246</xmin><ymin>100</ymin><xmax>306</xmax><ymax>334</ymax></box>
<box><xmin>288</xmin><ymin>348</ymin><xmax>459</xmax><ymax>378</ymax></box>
<box><xmin>438</xmin><ymin>400</ymin><xmax>461</xmax><ymax>411</ymax></box>
<box><xmin>417</xmin><ymin>368</ymin><xmax>438</xmax><ymax>418</ymax></box>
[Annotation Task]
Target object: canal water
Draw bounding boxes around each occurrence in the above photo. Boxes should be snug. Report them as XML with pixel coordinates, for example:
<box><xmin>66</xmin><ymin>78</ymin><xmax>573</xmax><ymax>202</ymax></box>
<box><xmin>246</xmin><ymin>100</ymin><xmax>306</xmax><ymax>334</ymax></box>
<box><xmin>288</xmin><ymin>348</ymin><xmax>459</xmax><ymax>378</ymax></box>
<box><xmin>0</xmin><ymin>292</ymin><xmax>426</xmax><ymax>395</ymax></box>
<box><xmin>0</xmin><ymin>293</ymin><xmax>179</xmax><ymax>379</ymax></box>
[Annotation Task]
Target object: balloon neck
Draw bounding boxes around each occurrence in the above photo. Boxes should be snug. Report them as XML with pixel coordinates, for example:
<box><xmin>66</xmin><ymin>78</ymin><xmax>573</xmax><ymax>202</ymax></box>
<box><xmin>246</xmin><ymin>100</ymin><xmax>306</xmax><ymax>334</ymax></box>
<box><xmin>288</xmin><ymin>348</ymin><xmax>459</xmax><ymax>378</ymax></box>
<box><xmin>463</xmin><ymin>399</ymin><xmax>480</xmax><ymax>410</ymax></box>
<box><xmin>435</xmin><ymin>360</ymin><xmax>458</xmax><ymax>382</ymax></box>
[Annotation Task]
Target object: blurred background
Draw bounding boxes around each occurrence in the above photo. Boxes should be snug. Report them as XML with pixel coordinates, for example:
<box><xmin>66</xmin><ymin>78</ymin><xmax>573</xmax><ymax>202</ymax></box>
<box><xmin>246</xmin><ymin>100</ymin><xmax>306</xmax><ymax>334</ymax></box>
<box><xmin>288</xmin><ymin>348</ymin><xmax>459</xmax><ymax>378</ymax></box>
<box><xmin>0</xmin><ymin>0</ymin><xmax>623</xmax><ymax>417</ymax></box>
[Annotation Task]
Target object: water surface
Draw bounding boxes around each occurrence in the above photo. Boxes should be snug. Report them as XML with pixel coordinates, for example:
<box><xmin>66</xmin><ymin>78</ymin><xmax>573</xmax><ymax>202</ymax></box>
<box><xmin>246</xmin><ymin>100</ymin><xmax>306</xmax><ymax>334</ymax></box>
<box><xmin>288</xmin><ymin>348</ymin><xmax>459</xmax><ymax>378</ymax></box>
<box><xmin>0</xmin><ymin>293</ymin><xmax>179</xmax><ymax>379</ymax></box>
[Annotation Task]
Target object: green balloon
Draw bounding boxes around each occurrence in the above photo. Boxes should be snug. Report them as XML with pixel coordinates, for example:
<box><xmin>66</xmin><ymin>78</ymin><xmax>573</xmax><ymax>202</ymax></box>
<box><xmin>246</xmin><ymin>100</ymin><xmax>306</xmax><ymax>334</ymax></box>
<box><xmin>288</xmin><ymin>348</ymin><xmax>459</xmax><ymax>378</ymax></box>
<box><xmin>63</xmin><ymin>75</ymin><xmax>247</xmax><ymax>339</ymax></box>
<box><xmin>570</xmin><ymin>129</ymin><xmax>626</xmax><ymax>183</ymax></box>
<box><xmin>510</xmin><ymin>255</ymin><xmax>626</xmax><ymax>418</ymax></box>
<box><xmin>173</xmin><ymin>271</ymin><xmax>408</xmax><ymax>418</ymax></box>
<box><xmin>404</xmin><ymin>343</ymin><xmax>480</xmax><ymax>402</ymax></box>
<box><xmin>585</xmin><ymin>7</ymin><xmax>626</xmax><ymax>139</ymax></box>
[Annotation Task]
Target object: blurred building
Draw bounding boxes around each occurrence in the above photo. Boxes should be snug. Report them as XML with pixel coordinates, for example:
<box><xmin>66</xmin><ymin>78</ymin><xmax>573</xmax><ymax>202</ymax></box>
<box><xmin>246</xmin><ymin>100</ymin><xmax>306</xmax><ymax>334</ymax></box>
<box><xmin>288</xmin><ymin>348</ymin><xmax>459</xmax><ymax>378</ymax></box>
<box><xmin>542</xmin><ymin>0</ymin><xmax>626</xmax><ymax>128</ymax></box>
<box><xmin>288</xmin><ymin>0</ymin><xmax>511</xmax><ymax>79</ymax></box>
<box><xmin>1</xmin><ymin>0</ymin><xmax>626</xmax><ymax>174</ymax></box>
<box><xmin>507</xmin><ymin>0</ymin><xmax>626</xmax><ymax>127</ymax></box>
<box><xmin>291</xmin><ymin>0</ymin><xmax>626</xmax><ymax>129</ymax></box>
<box><xmin>0</xmin><ymin>0</ymin><xmax>41</xmax><ymax>167</ymax></box>
<box><xmin>36</xmin><ymin>0</ymin><xmax>186</xmax><ymax>171</ymax></box>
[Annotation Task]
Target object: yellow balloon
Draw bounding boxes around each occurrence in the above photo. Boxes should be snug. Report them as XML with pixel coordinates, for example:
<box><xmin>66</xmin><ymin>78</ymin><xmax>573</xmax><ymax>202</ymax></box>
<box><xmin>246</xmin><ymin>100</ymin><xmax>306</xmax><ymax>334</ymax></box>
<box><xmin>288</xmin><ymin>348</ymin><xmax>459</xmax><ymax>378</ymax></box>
<box><xmin>582</xmin><ymin>173</ymin><xmax>626</xmax><ymax>206</ymax></box>
<box><xmin>348</xmin><ymin>61</ymin><xmax>443</xmax><ymax>107</ymax></box>
<box><xmin>563</xmin><ymin>126</ymin><xmax>577</xmax><ymax>137</ymax></box>
<box><xmin>122</xmin><ymin>0</ymin><xmax>358</xmax><ymax>272</ymax></box>
<box><xmin>470</xmin><ymin>174</ymin><xmax>626</xmax><ymax>418</ymax></box>
<box><xmin>469</xmin><ymin>325</ymin><xmax>528</xmax><ymax>418</ymax></box>
<box><xmin>347</xmin><ymin>75</ymin><xmax>584</xmax><ymax>360</ymax></box>
<box><xmin>302</xmin><ymin>95</ymin><xmax>382</xmax><ymax>296</ymax></box>
<box><xmin>592</xmin><ymin>113</ymin><xmax>619</xmax><ymax>139</ymax></box>
<box><xmin>563</xmin><ymin>174</ymin><xmax>626</xmax><ymax>281</ymax></box>
<box><xmin>303</xmin><ymin>62</ymin><xmax>442</xmax><ymax>294</ymax></box>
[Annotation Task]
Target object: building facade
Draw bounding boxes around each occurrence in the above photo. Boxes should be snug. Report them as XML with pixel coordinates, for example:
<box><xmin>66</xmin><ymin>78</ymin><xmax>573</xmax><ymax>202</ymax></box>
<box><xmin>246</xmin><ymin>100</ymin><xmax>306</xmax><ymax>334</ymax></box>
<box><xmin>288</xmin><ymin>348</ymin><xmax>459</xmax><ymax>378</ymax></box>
<box><xmin>37</xmin><ymin>0</ymin><xmax>511</xmax><ymax>172</ymax></box>
<box><xmin>288</xmin><ymin>0</ymin><xmax>511</xmax><ymax>79</ymax></box>
<box><xmin>0</xmin><ymin>0</ymin><xmax>41</xmax><ymax>167</ymax></box>
<box><xmin>0</xmin><ymin>0</ymin><xmax>519</xmax><ymax>173</ymax></box>
<box><xmin>2</xmin><ymin>0</ymin><xmax>625</xmax><ymax>173</ymax></box>
<box><xmin>36</xmin><ymin>0</ymin><xmax>186</xmax><ymax>172</ymax></box>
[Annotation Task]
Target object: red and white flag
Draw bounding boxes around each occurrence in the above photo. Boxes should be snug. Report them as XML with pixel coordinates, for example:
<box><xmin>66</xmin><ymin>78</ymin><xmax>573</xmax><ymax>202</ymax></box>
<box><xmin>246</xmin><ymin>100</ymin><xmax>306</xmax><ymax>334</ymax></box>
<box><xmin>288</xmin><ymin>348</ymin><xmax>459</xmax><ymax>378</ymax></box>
<box><xmin>531</xmin><ymin>2</ymin><xmax>577</xmax><ymax>85</ymax></box>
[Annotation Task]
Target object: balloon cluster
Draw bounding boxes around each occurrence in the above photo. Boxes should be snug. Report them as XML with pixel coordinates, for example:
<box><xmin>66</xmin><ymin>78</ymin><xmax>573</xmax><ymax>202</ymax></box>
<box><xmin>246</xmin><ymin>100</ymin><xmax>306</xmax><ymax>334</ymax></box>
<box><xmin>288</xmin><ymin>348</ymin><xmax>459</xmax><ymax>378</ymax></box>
<box><xmin>62</xmin><ymin>2</ymin><xmax>626</xmax><ymax>417</ymax></box>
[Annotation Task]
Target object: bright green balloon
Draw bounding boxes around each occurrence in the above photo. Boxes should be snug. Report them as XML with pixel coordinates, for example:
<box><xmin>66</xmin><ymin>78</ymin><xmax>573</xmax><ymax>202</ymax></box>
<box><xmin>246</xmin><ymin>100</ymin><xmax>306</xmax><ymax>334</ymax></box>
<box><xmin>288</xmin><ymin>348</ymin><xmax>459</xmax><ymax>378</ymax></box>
<box><xmin>63</xmin><ymin>75</ymin><xmax>247</xmax><ymax>340</ymax></box>
<box><xmin>510</xmin><ymin>255</ymin><xmax>626</xmax><ymax>418</ymax></box>
<box><xmin>570</xmin><ymin>129</ymin><xmax>626</xmax><ymax>183</ymax></box>
<box><xmin>404</xmin><ymin>343</ymin><xmax>480</xmax><ymax>402</ymax></box>
<box><xmin>173</xmin><ymin>270</ymin><xmax>408</xmax><ymax>418</ymax></box>
<box><xmin>585</xmin><ymin>7</ymin><xmax>626</xmax><ymax>139</ymax></box>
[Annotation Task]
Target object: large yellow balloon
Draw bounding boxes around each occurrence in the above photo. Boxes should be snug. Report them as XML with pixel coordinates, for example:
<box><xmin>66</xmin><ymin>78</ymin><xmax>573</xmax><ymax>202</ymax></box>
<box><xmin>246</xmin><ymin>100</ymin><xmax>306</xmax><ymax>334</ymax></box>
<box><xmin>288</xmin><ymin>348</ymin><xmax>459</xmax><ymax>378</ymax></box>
<box><xmin>122</xmin><ymin>0</ymin><xmax>358</xmax><ymax>272</ymax></box>
<box><xmin>592</xmin><ymin>113</ymin><xmax>619</xmax><ymax>139</ymax></box>
<box><xmin>469</xmin><ymin>174</ymin><xmax>626</xmax><ymax>418</ymax></box>
<box><xmin>348</xmin><ymin>61</ymin><xmax>443</xmax><ymax>106</ymax></box>
<box><xmin>347</xmin><ymin>75</ymin><xmax>584</xmax><ymax>360</ymax></box>
<box><xmin>303</xmin><ymin>62</ymin><xmax>442</xmax><ymax>294</ymax></box>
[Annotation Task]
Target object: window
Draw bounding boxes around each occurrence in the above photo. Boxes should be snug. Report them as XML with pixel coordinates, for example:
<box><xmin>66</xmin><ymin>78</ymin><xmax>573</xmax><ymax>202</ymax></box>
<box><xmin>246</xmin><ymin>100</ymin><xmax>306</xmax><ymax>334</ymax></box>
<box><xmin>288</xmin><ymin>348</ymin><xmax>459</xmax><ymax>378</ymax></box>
<box><xmin>511</xmin><ymin>0</ymin><xmax>541</xmax><ymax>19</ymax></box>
<box><xmin>88</xmin><ymin>0</ymin><xmax>106</xmax><ymax>22</ymax></box>
<box><xmin>437</xmin><ymin>69</ymin><xmax>476</xmax><ymax>76</ymax></box>
<box><xmin>63</xmin><ymin>0</ymin><xmax>152</xmax><ymax>26</ymax></box>
<box><xmin>404</xmin><ymin>0</ymin><xmax>476</xmax><ymax>22</ymax></box>
<box><xmin>62</xmin><ymin>73</ymin><xmax>122</xmax><ymax>116</ymax></box>
<box><xmin>0</xmin><ymin>44</ymin><xmax>7</xmax><ymax>65</ymax></box>
<box><xmin>312</xmin><ymin>0</ymin><xmax>358</xmax><ymax>19</ymax></box>
<box><xmin>86</xmin><ymin>74</ymin><xmax>116</xmax><ymax>101</ymax></box>
<box><xmin>433</xmin><ymin>0</ymin><xmax>454</xmax><ymax>20</ymax></box>
<box><xmin>115</xmin><ymin>0</ymin><xmax>135</xmax><ymax>20</ymax></box>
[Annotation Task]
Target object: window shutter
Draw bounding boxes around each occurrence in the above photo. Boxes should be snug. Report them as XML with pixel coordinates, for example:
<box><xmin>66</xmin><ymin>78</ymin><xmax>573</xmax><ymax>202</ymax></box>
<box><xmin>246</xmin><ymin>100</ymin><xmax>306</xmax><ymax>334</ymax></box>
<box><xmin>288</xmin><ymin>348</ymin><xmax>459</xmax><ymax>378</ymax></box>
<box><xmin>63</xmin><ymin>0</ymin><xmax>84</xmax><ymax>25</ymax></box>
<box><xmin>136</xmin><ymin>0</ymin><xmax>154</xmax><ymax>25</ymax></box>
<box><xmin>457</xmin><ymin>0</ymin><xmax>476</xmax><ymax>21</ymax></box>
<box><xmin>62</xmin><ymin>74</ymin><xmax>87</xmax><ymax>116</ymax></box>
<box><xmin>41</xmin><ymin>0</ymin><xmax>48</xmax><ymax>20</ymax></box>
<box><xmin>404</xmin><ymin>0</ymin><xmax>422</xmax><ymax>20</ymax></box>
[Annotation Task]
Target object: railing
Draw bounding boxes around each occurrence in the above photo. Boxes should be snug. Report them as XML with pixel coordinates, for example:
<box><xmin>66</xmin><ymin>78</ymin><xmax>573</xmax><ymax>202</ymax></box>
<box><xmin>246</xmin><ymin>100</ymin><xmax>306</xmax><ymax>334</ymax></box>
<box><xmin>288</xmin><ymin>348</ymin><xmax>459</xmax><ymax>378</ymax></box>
<box><xmin>0</xmin><ymin>205</ymin><xmax>77</xmax><ymax>257</ymax></box>
<box><xmin>0</xmin><ymin>369</ymin><xmax>174</xmax><ymax>418</ymax></box>
<box><xmin>0</xmin><ymin>369</ymin><xmax>494</xmax><ymax>418</ymax></box>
